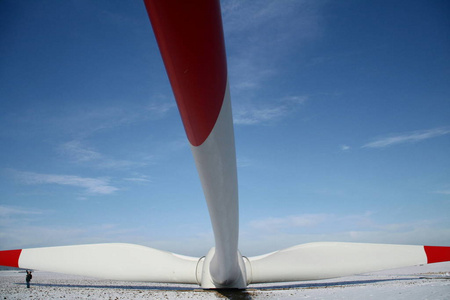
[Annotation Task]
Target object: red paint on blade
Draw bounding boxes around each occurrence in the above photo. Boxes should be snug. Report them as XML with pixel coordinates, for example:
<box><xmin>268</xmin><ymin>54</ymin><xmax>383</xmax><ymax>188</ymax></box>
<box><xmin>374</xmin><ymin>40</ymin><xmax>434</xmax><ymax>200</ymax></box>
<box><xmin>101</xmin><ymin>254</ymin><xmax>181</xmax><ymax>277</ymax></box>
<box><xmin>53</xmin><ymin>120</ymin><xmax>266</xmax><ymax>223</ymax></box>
<box><xmin>0</xmin><ymin>249</ymin><xmax>22</xmax><ymax>268</ymax></box>
<box><xmin>424</xmin><ymin>246</ymin><xmax>450</xmax><ymax>264</ymax></box>
<box><xmin>143</xmin><ymin>0</ymin><xmax>228</xmax><ymax>146</ymax></box>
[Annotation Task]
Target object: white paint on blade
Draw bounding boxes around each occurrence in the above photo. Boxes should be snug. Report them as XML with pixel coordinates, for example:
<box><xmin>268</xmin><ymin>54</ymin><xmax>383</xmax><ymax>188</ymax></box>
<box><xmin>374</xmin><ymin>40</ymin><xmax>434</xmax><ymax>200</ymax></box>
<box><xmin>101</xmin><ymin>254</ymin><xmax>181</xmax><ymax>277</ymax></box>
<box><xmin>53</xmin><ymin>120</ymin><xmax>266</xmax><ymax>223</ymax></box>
<box><xmin>190</xmin><ymin>81</ymin><xmax>243</xmax><ymax>287</ymax></box>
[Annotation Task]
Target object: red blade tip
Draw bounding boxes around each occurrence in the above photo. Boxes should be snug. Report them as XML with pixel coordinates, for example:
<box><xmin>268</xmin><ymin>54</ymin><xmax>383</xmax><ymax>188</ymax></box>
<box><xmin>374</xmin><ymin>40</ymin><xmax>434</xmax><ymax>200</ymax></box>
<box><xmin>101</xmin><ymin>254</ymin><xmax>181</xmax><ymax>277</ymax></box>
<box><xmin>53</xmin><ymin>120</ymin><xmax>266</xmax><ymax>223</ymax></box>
<box><xmin>0</xmin><ymin>249</ymin><xmax>22</xmax><ymax>268</ymax></box>
<box><xmin>424</xmin><ymin>246</ymin><xmax>450</xmax><ymax>264</ymax></box>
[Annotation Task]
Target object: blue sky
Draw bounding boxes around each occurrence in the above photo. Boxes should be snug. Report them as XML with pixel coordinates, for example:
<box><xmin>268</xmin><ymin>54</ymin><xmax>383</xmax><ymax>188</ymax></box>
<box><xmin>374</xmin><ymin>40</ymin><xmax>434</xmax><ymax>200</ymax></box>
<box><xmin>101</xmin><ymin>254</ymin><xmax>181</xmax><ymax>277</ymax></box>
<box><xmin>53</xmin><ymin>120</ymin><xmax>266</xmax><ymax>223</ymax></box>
<box><xmin>1</xmin><ymin>0</ymin><xmax>449</xmax><ymax>257</ymax></box>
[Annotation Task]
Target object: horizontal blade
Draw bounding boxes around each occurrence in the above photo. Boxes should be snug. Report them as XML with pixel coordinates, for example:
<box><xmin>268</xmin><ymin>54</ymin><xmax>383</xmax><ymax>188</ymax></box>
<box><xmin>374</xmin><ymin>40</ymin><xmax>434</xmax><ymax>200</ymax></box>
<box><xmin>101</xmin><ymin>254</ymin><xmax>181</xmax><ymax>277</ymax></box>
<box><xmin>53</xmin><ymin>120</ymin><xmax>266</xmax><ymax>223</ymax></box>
<box><xmin>0</xmin><ymin>243</ymin><xmax>199</xmax><ymax>284</ymax></box>
<box><xmin>247</xmin><ymin>242</ymin><xmax>450</xmax><ymax>284</ymax></box>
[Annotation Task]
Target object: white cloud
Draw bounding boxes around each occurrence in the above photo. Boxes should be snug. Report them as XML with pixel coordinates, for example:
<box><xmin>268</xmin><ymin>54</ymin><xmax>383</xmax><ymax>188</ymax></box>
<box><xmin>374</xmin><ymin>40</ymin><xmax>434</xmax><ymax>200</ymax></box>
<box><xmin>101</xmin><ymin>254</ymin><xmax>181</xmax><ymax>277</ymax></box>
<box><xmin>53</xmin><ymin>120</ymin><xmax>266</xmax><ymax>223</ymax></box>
<box><xmin>222</xmin><ymin>1</ymin><xmax>323</xmax><ymax>47</ymax></box>
<box><xmin>146</xmin><ymin>102</ymin><xmax>175</xmax><ymax>118</ymax></box>
<box><xmin>340</xmin><ymin>145</ymin><xmax>350</xmax><ymax>151</ymax></box>
<box><xmin>58</xmin><ymin>139</ymin><xmax>149</xmax><ymax>170</ymax></box>
<box><xmin>0</xmin><ymin>223</ymin><xmax>138</xmax><ymax>250</ymax></box>
<box><xmin>234</xmin><ymin>106</ymin><xmax>288</xmax><ymax>125</ymax></box>
<box><xmin>362</xmin><ymin>127</ymin><xmax>450</xmax><ymax>148</ymax></box>
<box><xmin>12</xmin><ymin>170</ymin><xmax>118</xmax><ymax>195</ymax></box>
<box><xmin>245</xmin><ymin>211</ymin><xmax>378</xmax><ymax>239</ymax></box>
<box><xmin>249</xmin><ymin>214</ymin><xmax>330</xmax><ymax>232</ymax></box>
<box><xmin>233</xmin><ymin>96</ymin><xmax>307</xmax><ymax>125</ymax></box>
<box><xmin>35</xmin><ymin>100</ymin><xmax>176</xmax><ymax>142</ymax></box>
<box><xmin>0</xmin><ymin>205</ymin><xmax>43</xmax><ymax>217</ymax></box>
<box><xmin>123</xmin><ymin>176</ymin><xmax>152</xmax><ymax>183</ymax></box>
<box><xmin>222</xmin><ymin>0</ymin><xmax>323</xmax><ymax>118</ymax></box>
<box><xmin>0</xmin><ymin>205</ymin><xmax>49</xmax><ymax>232</ymax></box>
<box><xmin>228</xmin><ymin>57</ymin><xmax>273</xmax><ymax>93</ymax></box>
<box><xmin>434</xmin><ymin>190</ymin><xmax>450</xmax><ymax>195</ymax></box>
<box><xmin>237</xmin><ymin>157</ymin><xmax>253</xmax><ymax>168</ymax></box>
<box><xmin>59</xmin><ymin>140</ymin><xmax>102</xmax><ymax>162</ymax></box>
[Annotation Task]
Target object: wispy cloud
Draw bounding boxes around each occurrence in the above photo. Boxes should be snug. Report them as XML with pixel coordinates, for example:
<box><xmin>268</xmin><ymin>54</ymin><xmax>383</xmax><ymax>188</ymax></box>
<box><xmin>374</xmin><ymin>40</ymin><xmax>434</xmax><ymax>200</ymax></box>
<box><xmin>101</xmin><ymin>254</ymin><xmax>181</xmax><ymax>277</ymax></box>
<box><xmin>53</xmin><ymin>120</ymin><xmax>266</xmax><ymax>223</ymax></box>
<box><xmin>0</xmin><ymin>205</ymin><xmax>44</xmax><ymax>217</ymax></box>
<box><xmin>249</xmin><ymin>214</ymin><xmax>330</xmax><ymax>232</ymax></box>
<box><xmin>146</xmin><ymin>102</ymin><xmax>176</xmax><ymax>118</ymax></box>
<box><xmin>123</xmin><ymin>176</ymin><xmax>152</xmax><ymax>183</ymax></box>
<box><xmin>58</xmin><ymin>139</ymin><xmax>150</xmax><ymax>169</ymax></box>
<box><xmin>237</xmin><ymin>157</ymin><xmax>253</xmax><ymax>168</ymax></box>
<box><xmin>228</xmin><ymin>57</ymin><xmax>274</xmax><ymax>93</ymax></box>
<box><xmin>233</xmin><ymin>96</ymin><xmax>307</xmax><ymax>125</ymax></box>
<box><xmin>22</xmin><ymin>100</ymin><xmax>176</xmax><ymax>141</ymax></box>
<box><xmin>0</xmin><ymin>222</ymin><xmax>140</xmax><ymax>250</ymax></box>
<box><xmin>234</xmin><ymin>106</ymin><xmax>288</xmax><ymax>125</ymax></box>
<box><xmin>247</xmin><ymin>212</ymin><xmax>375</xmax><ymax>234</ymax></box>
<box><xmin>222</xmin><ymin>1</ymin><xmax>323</xmax><ymax>113</ymax></box>
<box><xmin>434</xmin><ymin>190</ymin><xmax>450</xmax><ymax>195</ymax></box>
<box><xmin>222</xmin><ymin>1</ymin><xmax>323</xmax><ymax>49</ymax></box>
<box><xmin>11</xmin><ymin>170</ymin><xmax>118</xmax><ymax>195</ymax></box>
<box><xmin>59</xmin><ymin>140</ymin><xmax>102</xmax><ymax>162</ymax></box>
<box><xmin>75</xmin><ymin>102</ymin><xmax>174</xmax><ymax>135</ymax></box>
<box><xmin>362</xmin><ymin>127</ymin><xmax>450</xmax><ymax>148</ymax></box>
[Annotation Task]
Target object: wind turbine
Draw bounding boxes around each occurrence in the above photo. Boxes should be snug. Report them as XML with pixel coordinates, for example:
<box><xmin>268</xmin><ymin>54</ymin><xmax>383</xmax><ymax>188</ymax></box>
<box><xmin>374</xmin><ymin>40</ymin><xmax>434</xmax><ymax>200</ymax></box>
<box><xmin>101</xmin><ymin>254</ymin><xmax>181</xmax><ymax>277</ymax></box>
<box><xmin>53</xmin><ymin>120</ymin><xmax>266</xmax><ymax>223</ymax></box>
<box><xmin>1</xmin><ymin>0</ymin><xmax>449</xmax><ymax>289</ymax></box>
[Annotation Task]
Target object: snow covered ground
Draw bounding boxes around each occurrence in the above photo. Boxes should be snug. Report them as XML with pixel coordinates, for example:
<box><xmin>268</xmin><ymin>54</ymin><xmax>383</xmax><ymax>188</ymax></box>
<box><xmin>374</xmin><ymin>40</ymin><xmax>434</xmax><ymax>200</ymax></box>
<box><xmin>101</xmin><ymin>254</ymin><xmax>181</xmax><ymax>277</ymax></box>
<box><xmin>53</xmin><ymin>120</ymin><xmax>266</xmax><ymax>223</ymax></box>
<box><xmin>1</xmin><ymin>262</ymin><xmax>449</xmax><ymax>299</ymax></box>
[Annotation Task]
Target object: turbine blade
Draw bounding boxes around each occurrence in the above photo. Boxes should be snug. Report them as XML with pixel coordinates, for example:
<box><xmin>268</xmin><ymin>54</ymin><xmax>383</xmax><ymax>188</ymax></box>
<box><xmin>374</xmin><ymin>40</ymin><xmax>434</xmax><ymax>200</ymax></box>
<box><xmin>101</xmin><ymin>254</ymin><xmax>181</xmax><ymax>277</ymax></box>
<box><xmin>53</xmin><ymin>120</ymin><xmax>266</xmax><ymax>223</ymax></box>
<box><xmin>0</xmin><ymin>243</ymin><xmax>199</xmax><ymax>284</ymax></box>
<box><xmin>247</xmin><ymin>242</ymin><xmax>450</xmax><ymax>284</ymax></box>
<box><xmin>143</xmin><ymin>0</ymin><xmax>243</xmax><ymax>287</ymax></box>
<box><xmin>143</xmin><ymin>0</ymin><xmax>227</xmax><ymax>147</ymax></box>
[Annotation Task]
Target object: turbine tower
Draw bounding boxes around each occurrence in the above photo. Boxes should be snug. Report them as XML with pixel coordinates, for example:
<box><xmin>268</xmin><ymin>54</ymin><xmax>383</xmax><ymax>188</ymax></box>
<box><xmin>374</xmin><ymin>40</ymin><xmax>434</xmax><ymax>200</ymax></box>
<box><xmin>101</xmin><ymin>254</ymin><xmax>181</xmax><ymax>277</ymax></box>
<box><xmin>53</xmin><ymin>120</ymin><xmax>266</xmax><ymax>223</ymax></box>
<box><xmin>0</xmin><ymin>0</ymin><xmax>449</xmax><ymax>289</ymax></box>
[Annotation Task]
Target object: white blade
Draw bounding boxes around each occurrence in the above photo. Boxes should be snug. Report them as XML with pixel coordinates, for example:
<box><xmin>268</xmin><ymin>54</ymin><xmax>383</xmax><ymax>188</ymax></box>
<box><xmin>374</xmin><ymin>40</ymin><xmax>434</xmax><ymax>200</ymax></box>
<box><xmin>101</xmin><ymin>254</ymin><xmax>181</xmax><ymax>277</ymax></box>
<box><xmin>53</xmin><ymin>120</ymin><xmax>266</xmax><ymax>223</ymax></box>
<box><xmin>144</xmin><ymin>0</ymin><xmax>245</xmax><ymax>288</ymax></box>
<box><xmin>191</xmin><ymin>83</ymin><xmax>243</xmax><ymax>287</ymax></box>
<box><xmin>2</xmin><ymin>243</ymin><xmax>198</xmax><ymax>284</ymax></box>
<box><xmin>247</xmin><ymin>242</ymin><xmax>450</xmax><ymax>284</ymax></box>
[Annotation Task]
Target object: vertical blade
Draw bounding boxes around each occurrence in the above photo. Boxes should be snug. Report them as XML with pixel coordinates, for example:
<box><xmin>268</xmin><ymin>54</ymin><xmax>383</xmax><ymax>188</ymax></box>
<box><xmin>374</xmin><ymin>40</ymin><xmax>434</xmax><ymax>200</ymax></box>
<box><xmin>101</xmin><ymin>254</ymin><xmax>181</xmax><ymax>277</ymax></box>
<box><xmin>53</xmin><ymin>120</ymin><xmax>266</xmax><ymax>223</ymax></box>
<box><xmin>143</xmin><ymin>0</ymin><xmax>242</xmax><ymax>286</ymax></box>
<box><xmin>143</xmin><ymin>0</ymin><xmax>227</xmax><ymax>146</ymax></box>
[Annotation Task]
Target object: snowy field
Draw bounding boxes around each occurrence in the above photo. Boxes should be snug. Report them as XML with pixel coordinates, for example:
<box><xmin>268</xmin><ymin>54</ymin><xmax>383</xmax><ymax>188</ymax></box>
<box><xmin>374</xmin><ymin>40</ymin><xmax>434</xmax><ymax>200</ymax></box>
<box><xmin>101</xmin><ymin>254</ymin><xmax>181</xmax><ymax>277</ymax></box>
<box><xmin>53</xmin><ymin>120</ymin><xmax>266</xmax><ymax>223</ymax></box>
<box><xmin>1</xmin><ymin>262</ymin><xmax>449</xmax><ymax>299</ymax></box>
